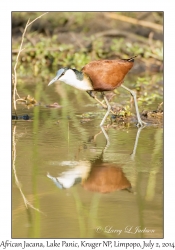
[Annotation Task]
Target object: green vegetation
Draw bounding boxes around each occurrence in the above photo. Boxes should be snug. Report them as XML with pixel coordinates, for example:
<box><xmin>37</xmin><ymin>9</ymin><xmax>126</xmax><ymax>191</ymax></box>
<box><xmin>12</xmin><ymin>12</ymin><xmax>163</xmax><ymax>122</ymax></box>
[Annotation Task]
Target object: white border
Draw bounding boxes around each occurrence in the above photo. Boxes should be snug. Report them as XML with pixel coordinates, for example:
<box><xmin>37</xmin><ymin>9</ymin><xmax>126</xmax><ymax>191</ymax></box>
<box><xmin>1</xmin><ymin>0</ymin><xmax>174</xmax><ymax>246</ymax></box>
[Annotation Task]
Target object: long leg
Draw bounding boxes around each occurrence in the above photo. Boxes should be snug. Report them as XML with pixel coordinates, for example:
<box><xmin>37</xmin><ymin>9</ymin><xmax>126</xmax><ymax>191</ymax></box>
<box><xmin>130</xmin><ymin>127</ymin><xmax>143</xmax><ymax>160</ymax></box>
<box><xmin>100</xmin><ymin>96</ymin><xmax>112</xmax><ymax>149</ymax></box>
<box><xmin>87</xmin><ymin>92</ymin><xmax>111</xmax><ymax>148</ymax></box>
<box><xmin>121</xmin><ymin>84</ymin><xmax>147</xmax><ymax>127</ymax></box>
<box><xmin>100</xmin><ymin>126</ymin><xmax>110</xmax><ymax>150</ymax></box>
<box><xmin>100</xmin><ymin>95</ymin><xmax>111</xmax><ymax>127</ymax></box>
<box><xmin>86</xmin><ymin>91</ymin><xmax>116</xmax><ymax>114</ymax></box>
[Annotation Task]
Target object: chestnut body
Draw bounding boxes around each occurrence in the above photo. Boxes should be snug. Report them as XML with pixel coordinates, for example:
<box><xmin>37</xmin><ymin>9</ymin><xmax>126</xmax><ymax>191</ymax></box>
<box><xmin>82</xmin><ymin>58</ymin><xmax>134</xmax><ymax>91</ymax></box>
<box><xmin>82</xmin><ymin>164</ymin><xmax>131</xmax><ymax>193</ymax></box>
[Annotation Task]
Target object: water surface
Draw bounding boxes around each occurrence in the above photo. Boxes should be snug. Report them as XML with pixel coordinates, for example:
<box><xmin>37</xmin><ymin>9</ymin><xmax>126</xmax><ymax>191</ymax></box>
<box><xmin>12</xmin><ymin>78</ymin><xmax>163</xmax><ymax>239</ymax></box>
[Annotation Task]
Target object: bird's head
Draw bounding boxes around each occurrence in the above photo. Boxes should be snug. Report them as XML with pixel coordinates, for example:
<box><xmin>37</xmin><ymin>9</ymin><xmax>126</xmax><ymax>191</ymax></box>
<box><xmin>48</xmin><ymin>67</ymin><xmax>93</xmax><ymax>91</ymax></box>
<box><xmin>48</xmin><ymin>67</ymin><xmax>70</xmax><ymax>86</ymax></box>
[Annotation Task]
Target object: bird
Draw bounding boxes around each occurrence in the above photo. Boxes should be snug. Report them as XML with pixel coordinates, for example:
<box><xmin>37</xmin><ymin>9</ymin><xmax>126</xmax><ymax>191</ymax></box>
<box><xmin>47</xmin><ymin>162</ymin><xmax>132</xmax><ymax>193</ymax></box>
<box><xmin>47</xmin><ymin>151</ymin><xmax>132</xmax><ymax>193</ymax></box>
<box><xmin>48</xmin><ymin>56</ymin><xmax>146</xmax><ymax>127</ymax></box>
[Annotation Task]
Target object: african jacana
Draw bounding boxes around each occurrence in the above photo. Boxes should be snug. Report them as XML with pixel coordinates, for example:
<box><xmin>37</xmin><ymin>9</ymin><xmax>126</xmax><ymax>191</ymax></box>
<box><xmin>48</xmin><ymin>56</ymin><xmax>146</xmax><ymax>127</ymax></box>
<box><xmin>47</xmin><ymin>161</ymin><xmax>131</xmax><ymax>193</ymax></box>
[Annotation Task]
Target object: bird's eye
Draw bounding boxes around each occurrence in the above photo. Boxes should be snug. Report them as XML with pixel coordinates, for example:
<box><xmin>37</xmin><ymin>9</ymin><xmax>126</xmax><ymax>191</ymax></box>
<box><xmin>60</xmin><ymin>71</ymin><xmax>65</xmax><ymax>77</ymax></box>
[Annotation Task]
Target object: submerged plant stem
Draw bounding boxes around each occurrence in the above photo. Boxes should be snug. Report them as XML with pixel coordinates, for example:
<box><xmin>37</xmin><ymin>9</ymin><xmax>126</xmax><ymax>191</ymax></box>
<box><xmin>12</xmin><ymin>125</ymin><xmax>45</xmax><ymax>215</ymax></box>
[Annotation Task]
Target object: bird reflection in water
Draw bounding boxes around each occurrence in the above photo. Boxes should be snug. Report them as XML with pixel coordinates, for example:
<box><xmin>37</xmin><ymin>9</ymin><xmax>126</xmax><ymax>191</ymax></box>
<box><xmin>47</xmin><ymin>159</ymin><xmax>131</xmax><ymax>194</ymax></box>
<box><xmin>46</xmin><ymin>127</ymin><xmax>144</xmax><ymax>193</ymax></box>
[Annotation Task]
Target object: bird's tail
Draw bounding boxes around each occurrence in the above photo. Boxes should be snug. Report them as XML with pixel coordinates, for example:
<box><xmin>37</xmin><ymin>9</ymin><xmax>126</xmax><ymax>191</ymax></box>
<box><xmin>127</xmin><ymin>55</ymin><xmax>138</xmax><ymax>62</ymax></box>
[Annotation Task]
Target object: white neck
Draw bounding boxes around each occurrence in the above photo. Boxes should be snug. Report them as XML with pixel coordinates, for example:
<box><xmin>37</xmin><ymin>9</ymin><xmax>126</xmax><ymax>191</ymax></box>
<box><xmin>59</xmin><ymin>69</ymin><xmax>93</xmax><ymax>91</ymax></box>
